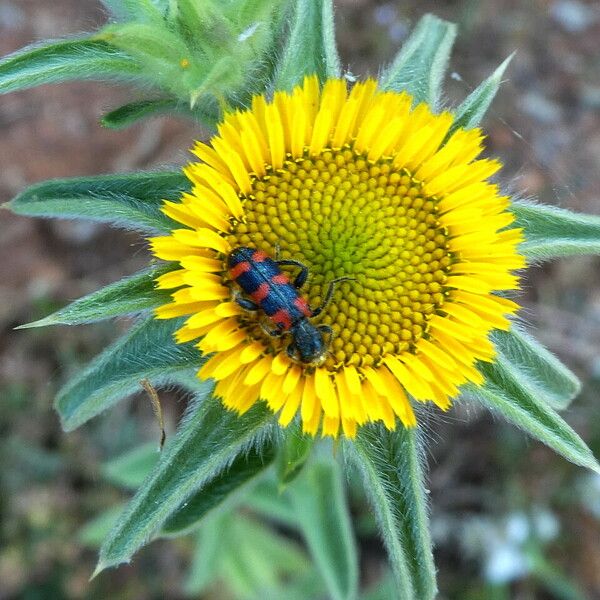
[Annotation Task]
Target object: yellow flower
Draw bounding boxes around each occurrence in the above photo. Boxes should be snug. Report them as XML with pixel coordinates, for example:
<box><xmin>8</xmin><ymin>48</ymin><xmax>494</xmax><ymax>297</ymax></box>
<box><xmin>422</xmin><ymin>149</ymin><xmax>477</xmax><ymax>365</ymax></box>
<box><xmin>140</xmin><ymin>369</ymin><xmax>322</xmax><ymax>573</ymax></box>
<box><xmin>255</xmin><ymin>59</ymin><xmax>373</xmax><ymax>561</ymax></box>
<box><xmin>150</xmin><ymin>75</ymin><xmax>525</xmax><ymax>438</ymax></box>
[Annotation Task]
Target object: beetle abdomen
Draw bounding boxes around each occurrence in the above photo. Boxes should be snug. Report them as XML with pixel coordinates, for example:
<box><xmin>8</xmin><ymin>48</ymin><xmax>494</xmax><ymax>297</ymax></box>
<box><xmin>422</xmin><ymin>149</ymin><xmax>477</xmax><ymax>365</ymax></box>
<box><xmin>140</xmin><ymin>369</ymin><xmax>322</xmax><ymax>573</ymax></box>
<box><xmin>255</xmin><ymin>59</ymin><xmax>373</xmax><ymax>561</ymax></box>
<box><xmin>228</xmin><ymin>247</ymin><xmax>312</xmax><ymax>330</ymax></box>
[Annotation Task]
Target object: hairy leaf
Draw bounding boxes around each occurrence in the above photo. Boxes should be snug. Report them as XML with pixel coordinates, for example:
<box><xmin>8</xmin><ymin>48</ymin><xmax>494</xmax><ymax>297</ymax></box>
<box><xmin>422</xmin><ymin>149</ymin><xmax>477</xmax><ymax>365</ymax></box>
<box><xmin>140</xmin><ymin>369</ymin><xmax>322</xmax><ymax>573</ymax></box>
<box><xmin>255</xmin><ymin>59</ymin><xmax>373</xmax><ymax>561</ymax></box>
<box><xmin>473</xmin><ymin>361</ymin><xmax>599</xmax><ymax>472</ymax></box>
<box><xmin>56</xmin><ymin>317</ymin><xmax>199</xmax><ymax>431</ymax></box>
<box><xmin>493</xmin><ymin>326</ymin><xmax>581</xmax><ymax>410</ymax></box>
<box><xmin>451</xmin><ymin>54</ymin><xmax>513</xmax><ymax>132</ymax></box>
<box><xmin>289</xmin><ymin>459</ymin><xmax>358</xmax><ymax>600</ymax></box>
<box><xmin>162</xmin><ymin>444</ymin><xmax>276</xmax><ymax>535</ymax></box>
<box><xmin>0</xmin><ymin>39</ymin><xmax>143</xmax><ymax>95</ymax></box>
<box><xmin>96</xmin><ymin>397</ymin><xmax>273</xmax><ymax>572</ymax></box>
<box><xmin>7</xmin><ymin>171</ymin><xmax>189</xmax><ymax>233</ymax></box>
<box><xmin>274</xmin><ymin>0</ymin><xmax>341</xmax><ymax>91</ymax></box>
<box><xmin>348</xmin><ymin>425</ymin><xmax>437</xmax><ymax>600</ymax></box>
<box><xmin>512</xmin><ymin>200</ymin><xmax>600</xmax><ymax>260</ymax></box>
<box><xmin>381</xmin><ymin>14</ymin><xmax>456</xmax><ymax>108</ymax></box>
<box><xmin>18</xmin><ymin>265</ymin><xmax>173</xmax><ymax>329</ymax></box>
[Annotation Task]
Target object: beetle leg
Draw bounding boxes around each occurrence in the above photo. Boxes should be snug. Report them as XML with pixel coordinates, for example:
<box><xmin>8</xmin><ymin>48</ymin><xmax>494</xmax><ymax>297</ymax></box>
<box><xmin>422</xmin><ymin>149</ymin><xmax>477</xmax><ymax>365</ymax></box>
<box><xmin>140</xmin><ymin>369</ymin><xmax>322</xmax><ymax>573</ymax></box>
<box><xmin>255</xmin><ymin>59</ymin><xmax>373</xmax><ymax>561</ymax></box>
<box><xmin>276</xmin><ymin>259</ymin><xmax>309</xmax><ymax>289</ymax></box>
<box><xmin>317</xmin><ymin>324</ymin><xmax>333</xmax><ymax>344</ymax></box>
<box><xmin>234</xmin><ymin>294</ymin><xmax>260</xmax><ymax>311</ymax></box>
<box><xmin>312</xmin><ymin>277</ymin><xmax>354</xmax><ymax>317</ymax></box>
<box><xmin>286</xmin><ymin>341</ymin><xmax>299</xmax><ymax>361</ymax></box>
<box><xmin>259</xmin><ymin>320</ymin><xmax>283</xmax><ymax>337</ymax></box>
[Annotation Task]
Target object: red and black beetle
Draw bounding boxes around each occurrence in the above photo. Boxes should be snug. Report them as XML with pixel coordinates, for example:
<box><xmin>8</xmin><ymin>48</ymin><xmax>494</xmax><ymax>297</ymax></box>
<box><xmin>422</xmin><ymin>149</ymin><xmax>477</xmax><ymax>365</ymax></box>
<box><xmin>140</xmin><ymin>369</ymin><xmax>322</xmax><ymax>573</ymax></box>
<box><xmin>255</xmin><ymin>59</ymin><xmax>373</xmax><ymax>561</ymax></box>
<box><xmin>227</xmin><ymin>247</ymin><xmax>347</xmax><ymax>365</ymax></box>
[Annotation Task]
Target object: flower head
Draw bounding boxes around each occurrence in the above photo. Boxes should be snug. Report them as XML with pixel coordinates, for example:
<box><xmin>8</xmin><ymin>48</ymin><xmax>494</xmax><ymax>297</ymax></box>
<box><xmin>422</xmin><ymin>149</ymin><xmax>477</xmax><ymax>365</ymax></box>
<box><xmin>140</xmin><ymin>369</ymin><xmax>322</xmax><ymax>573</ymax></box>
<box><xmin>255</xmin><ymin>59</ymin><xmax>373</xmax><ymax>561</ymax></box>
<box><xmin>151</xmin><ymin>75</ymin><xmax>525</xmax><ymax>438</ymax></box>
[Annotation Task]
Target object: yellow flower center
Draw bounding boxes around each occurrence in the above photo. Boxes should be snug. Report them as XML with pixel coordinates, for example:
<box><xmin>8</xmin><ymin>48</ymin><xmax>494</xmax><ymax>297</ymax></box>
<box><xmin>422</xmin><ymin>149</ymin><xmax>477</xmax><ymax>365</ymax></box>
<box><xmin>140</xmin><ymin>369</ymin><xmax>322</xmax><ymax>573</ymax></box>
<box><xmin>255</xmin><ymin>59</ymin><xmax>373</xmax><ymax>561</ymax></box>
<box><xmin>226</xmin><ymin>145</ymin><xmax>453</xmax><ymax>370</ymax></box>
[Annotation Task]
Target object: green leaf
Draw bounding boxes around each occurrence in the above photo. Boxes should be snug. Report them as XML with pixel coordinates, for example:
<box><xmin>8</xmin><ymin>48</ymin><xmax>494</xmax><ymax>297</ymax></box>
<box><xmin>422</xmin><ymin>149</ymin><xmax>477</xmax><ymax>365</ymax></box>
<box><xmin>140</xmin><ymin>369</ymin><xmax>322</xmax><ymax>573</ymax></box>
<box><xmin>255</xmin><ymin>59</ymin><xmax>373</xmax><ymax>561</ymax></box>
<box><xmin>18</xmin><ymin>265</ymin><xmax>172</xmax><ymax>329</ymax></box>
<box><xmin>101</xmin><ymin>98</ymin><xmax>180</xmax><ymax>128</ymax></box>
<box><xmin>381</xmin><ymin>14</ymin><xmax>456</xmax><ymax>109</ymax></box>
<box><xmin>288</xmin><ymin>458</ymin><xmax>358</xmax><ymax>600</ymax></box>
<box><xmin>276</xmin><ymin>424</ymin><xmax>315</xmax><ymax>487</ymax></box>
<box><xmin>79</xmin><ymin>505</ymin><xmax>125</xmax><ymax>548</ymax></box>
<box><xmin>56</xmin><ymin>317</ymin><xmax>200</xmax><ymax>431</ymax></box>
<box><xmin>0</xmin><ymin>39</ymin><xmax>143</xmax><ymax>95</ymax></box>
<box><xmin>321</xmin><ymin>0</ymin><xmax>342</xmax><ymax>79</ymax></box>
<box><xmin>348</xmin><ymin>425</ymin><xmax>437</xmax><ymax>600</ymax></box>
<box><xmin>184</xmin><ymin>516</ymin><xmax>226</xmax><ymax>595</ymax></box>
<box><xmin>221</xmin><ymin>514</ymin><xmax>310</xmax><ymax>598</ymax></box>
<box><xmin>492</xmin><ymin>326</ymin><xmax>581</xmax><ymax>410</ymax></box>
<box><xmin>451</xmin><ymin>54</ymin><xmax>513</xmax><ymax>132</ymax></box>
<box><xmin>472</xmin><ymin>360</ymin><xmax>600</xmax><ymax>472</ymax></box>
<box><xmin>512</xmin><ymin>200</ymin><xmax>600</xmax><ymax>261</ymax></box>
<box><xmin>274</xmin><ymin>0</ymin><xmax>341</xmax><ymax>92</ymax></box>
<box><xmin>245</xmin><ymin>477</ymin><xmax>297</xmax><ymax>527</ymax></box>
<box><xmin>102</xmin><ymin>442</ymin><xmax>160</xmax><ymax>490</ymax></box>
<box><xmin>6</xmin><ymin>171</ymin><xmax>189</xmax><ymax>233</ymax></box>
<box><xmin>96</xmin><ymin>397</ymin><xmax>273</xmax><ymax>572</ymax></box>
<box><xmin>162</xmin><ymin>444</ymin><xmax>276</xmax><ymax>535</ymax></box>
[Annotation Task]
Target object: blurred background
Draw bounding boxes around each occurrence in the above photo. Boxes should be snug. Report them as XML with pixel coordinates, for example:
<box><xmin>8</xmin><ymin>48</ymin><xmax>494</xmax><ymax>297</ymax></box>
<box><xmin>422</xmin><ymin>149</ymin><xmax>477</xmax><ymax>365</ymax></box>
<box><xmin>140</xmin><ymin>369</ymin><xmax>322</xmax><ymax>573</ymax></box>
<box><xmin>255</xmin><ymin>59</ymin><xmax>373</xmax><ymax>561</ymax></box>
<box><xmin>1</xmin><ymin>1</ymin><xmax>599</xmax><ymax>598</ymax></box>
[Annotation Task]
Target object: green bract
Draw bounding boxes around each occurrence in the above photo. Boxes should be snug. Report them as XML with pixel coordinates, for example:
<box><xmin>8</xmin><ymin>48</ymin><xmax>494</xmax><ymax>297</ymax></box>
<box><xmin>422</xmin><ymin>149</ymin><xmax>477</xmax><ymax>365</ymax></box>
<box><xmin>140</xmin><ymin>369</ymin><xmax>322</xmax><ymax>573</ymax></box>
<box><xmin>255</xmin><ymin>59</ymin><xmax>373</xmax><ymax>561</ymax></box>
<box><xmin>3</xmin><ymin>2</ymin><xmax>600</xmax><ymax>598</ymax></box>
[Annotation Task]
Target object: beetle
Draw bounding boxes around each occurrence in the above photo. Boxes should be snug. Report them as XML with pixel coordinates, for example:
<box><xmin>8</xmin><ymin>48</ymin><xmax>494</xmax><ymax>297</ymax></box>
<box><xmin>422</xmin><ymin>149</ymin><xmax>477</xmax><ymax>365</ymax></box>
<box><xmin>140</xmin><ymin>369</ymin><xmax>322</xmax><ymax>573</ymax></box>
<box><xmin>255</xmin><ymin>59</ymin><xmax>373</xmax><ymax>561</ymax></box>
<box><xmin>227</xmin><ymin>247</ymin><xmax>347</xmax><ymax>365</ymax></box>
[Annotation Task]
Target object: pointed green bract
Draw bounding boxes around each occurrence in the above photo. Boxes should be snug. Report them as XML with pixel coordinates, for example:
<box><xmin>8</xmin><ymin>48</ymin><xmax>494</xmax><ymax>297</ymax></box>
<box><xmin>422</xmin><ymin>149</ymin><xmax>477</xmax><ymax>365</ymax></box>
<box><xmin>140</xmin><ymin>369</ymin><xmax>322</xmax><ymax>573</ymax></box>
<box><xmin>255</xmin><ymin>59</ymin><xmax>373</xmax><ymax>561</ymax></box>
<box><xmin>492</xmin><ymin>326</ymin><xmax>581</xmax><ymax>410</ymax></box>
<box><xmin>289</xmin><ymin>459</ymin><xmax>358</xmax><ymax>600</ymax></box>
<box><xmin>274</xmin><ymin>0</ymin><xmax>341</xmax><ymax>91</ymax></box>
<box><xmin>96</xmin><ymin>396</ymin><xmax>273</xmax><ymax>572</ymax></box>
<box><xmin>18</xmin><ymin>265</ymin><xmax>173</xmax><ymax>329</ymax></box>
<box><xmin>512</xmin><ymin>200</ymin><xmax>600</xmax><ymax>260</ymax></box>
<box><xmin>7</xmin><ymin>171</ymin><xmax>189</xmax><ymax>233</ymax></box>
<box><xmin>348</xmin><ymin>425</ymin><xmax>437</xmax><ymax>600</ymax></box>
<box><xmin>381</xmin><ymin>14</ymin><xmax>456</xmax><ymax>109</ymax></box>
<box><xmin>473</xmin><ymin>361</ymin><xmax>599</xmax><ymax>472</ymax></box>
<box><xmin>162</xmin><ymin>445</ymin><xmax>276</xmax><ymax>535</ymax></box>
<box><xmin>0</xmin><ymin>39</ymin><xmax>143</xmax><ymax>95</ymax></box>
<box><xmin>450</xmin><ymin>54</ymin><xmax>513</xmax><ymax>132</ymax></box>
<box><xmin>56</xmin><ymin>317</ymin><xmax>200</xmax><ymax>431</ymax></box>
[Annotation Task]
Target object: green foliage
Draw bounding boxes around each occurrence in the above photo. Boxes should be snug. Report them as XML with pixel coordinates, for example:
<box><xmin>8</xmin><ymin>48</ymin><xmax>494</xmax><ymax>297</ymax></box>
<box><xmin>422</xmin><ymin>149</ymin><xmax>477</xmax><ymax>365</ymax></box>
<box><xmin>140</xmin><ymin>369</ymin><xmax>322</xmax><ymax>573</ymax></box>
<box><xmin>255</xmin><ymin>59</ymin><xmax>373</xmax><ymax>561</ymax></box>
<box><xmin>492</xmin><ymin>326</ymin><xmax>581</xmax><ymax>410</ymax></box>
<box><xmin>18</xmin><ymin>265</ymin><xmax>173</xmax><ymax>329</ymax></box>
<box><xmin>288</xmin><ymin>457</ymin><xmax>359</xmax><ymax>600</ymax></box>
<box><xmin>4</xmin><ymin>3</ymin><xmax>600</xmax><ymax>597</ymax></box>
<box><xmin>348</xmin><ymin>425</ymin><xmax>437</xmax><ymax>600</ymax></box>
<box><xmin>102</xmin><ymin>442</ymin><xmax>161</xmax><ymax>489</ymax></box>
<box><xmin>7</xmin><ymin>171</ymin><xmax>189</xmax><ymax>234</ymax></box>
<box><xmin>381</xmin><ymin>14</ymin><xmax>456</xmax><ymax>109</ymax></box>
<box><xmin>450</xmin><ymin>54</ymin><xmax>513</xmax><ymax>132</ymax></box>
<box><xmin>101</xmin><ymin>97</ymin><xmax>218</xmax><ymax>129</ymax></box>
<box><xmin>473</xmin><ymin>361</ymin><xmax>600</xmax><ymax>472</ymax></box>
<box><xmin>98</xmin><ymin>0</ymin><xmax>287</xmax><ymax>107</ymax></box>
<box><xmin>162</xmin><ymin>445</ymin><xmax>276</xmax><ymax>535</ymax></box>
<box><xmin>274</xmin><ymin>0</ymin><xmax>341</xmax><ymax>91</ymax></box>
<box><xmin>0</xmin><ymin>39</ymin><xmax>144</xmax><ymax>94</ymax></box>
<box><xmin>56</xmin><ymin>317</ymin><xmax>200</xmax><ymax>431</ymax></box>
<box><xmin>96</xmin><ymin>396</ymin><xmax>273</xmax><ymax>572</ymax></box>
<box><xmin>512</xmin><ymin>200</ymin><xmax>600</xmax><ymax>260</ymax></box>
<box><xmin>276</xmin><ymin>424</ymin><xmax>315</xmax><ymax>487</ymax></box>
